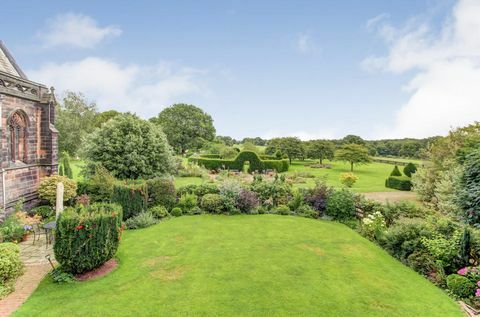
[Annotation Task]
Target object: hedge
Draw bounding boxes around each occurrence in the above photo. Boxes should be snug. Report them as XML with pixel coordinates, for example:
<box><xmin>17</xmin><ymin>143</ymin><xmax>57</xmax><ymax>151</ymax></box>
<box><xmin>0</xmin><ymin>243</ymin><xmax>23</xmax><ymax>293</ymax></box>
<box><xmin>189</xmin><ymin>151</ymin><xmax>289</xmax><ymax>173</ymax></box>
<box><xmin>385</xmin><ymin>176</ymin><xmax>412</xmax><ymax>191</ymax></box>
<box><xmin>199</xmin><ymin>154</ymin><xmax>222</xmax><ymax>158</ymax></box>
<box><xmin>112</xmin><ymin>183</ymin><xmax>148</xmax><ymax>220</ymax></box>
<box><xmin>54</xmin><ymin>203</ymin><xmax>123</xmax><ymax>274</ymax></box>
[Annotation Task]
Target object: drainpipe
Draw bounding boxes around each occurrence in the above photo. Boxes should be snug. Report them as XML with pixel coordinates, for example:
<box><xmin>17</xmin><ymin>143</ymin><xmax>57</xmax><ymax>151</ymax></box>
<box><xmin>1</xmin><ymin>168</ymin><xmax>5</xmax><ymax>213</ymax></box>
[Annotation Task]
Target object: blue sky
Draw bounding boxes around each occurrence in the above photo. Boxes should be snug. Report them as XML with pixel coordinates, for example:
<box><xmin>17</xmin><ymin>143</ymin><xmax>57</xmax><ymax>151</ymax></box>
<box><xmin>3</xmin><ymin>0</ymin><xmax>479</xmax><ymax>140</ymax></box>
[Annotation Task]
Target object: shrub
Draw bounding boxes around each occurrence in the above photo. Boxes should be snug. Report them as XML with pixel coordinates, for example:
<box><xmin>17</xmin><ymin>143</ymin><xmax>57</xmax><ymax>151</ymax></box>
<box><xmin>219</xmin><ymin>180</ymin><xmax>242</xmax><ymax>213</ymax></box>
<box><xmin>147</xmin><ymin>177</ymin><xmax>176</xmax><ymax>210</ymax></box>
<box><xmin>379</xmin><ymin>221</ymin><xmax>429</xmax><ymax>261</ymax></box>
<box><xmin>385</xmin><ymin>176</ymin><xmax>412</xmax><ymax>191</ymax></box>
<box><xmin>178</xmin><ymin>162</ymin><xmax>208</xmax><ymax>177</ymax></box>
<box><xmin>177</xmin><ymin>193</ymin><xmax>198</xmax><ymax>213</ymax></box>
<box><xmin>340</xmin><ymin>172</ymin><xmax>358</xmax><ymax>188</ymax></box>
<box><xmin>276</xmin><ymin>204</ymin><xmax>291</xmax><ymax>215</ymax></box>
<box><xmin>457</xmin><ymin>150</ymin><xmax>480</xmax><ymax>225</ymax></box>
<box><xmin>112</xmin><ymin>183</ymin><xmax>148</xmax><ymax>220</ymax></box>
<box><xmin>177</xmin><ymin>184</ymin><xmax>199</xmax><ymax>196</ymax></box>
<box><xmin>251</xmin><ymin>178</ymin><xmax>292</xmax><ymax>206</ymax></box>
<box><xmin>305</xmin><ymin>181</ymin><xmax>332</xmax><ymax>214</ymax></box>
<box><xmin>88</xmin><ymin>165</ymin><xmax>116</xmax><ymax>202</ymax></box>
<box><xmin>201</xmin><ymin>194</ymin><xmax>224</xmax><ymax>213</ymax></box>
<box><xmin>360</xmin><ymin>211</ymin><xmax>386</xmax><ymax>241</ymax></box>
<box><xmin>288</xmin><ymin>190</ymin><xmax>304</xmax><ymax>212</ymax></box>
<box><xmin>148</xmin><ymin>205</ymin><xmax>169</xmax><ymax>219</ymax></box>
<box><xmin>325</xmin><ymin>189</ymin><xmax>356</xmax><ymax>221</ymax></box>
<box><xmin>295</xmin><ymin>204</ymin><xmax>317</xmax><ymax>218</ymax></box>
<box><xmin>0</xmin><ymin>215</ymin><xmax>25</xmax><ymax>243</ymax></box>
<box><xmin>60</xmin><ymin>152</ymin><xmax>73</xmax><ymax>179</ymax></box>
<box><xmin>194</xmin><ymin>183</ymin><xmax>219</xmax><ymax>197</ymax></box>
<box><xmin>75</xmin><ymin>194</ymin><xmax>90</xmax><ymax>206</ymax></box>
<box><xmin>171</xmin><ymin>207</ymin><xmax>183</xmax><ymax>217</ymax></box>
<box><xmin>403</xmin><ymin>163</ymin><xmax>418</xmax><ymax>177</ymax></box>
<box><xmin>390</xmin><ymin>166</ymin><xmax>402</xmax><ymax>177</ymax></box>
<box><xmin>31</xmin><ymin>205</ymin><xmax>54</xmax><ymax>220</ymax></box>
<box><xmin>0</xmin><ymin>243</ymin><xmax>23</xmax><ymax>289</ymax></box>
<box><xmin>38</xmin><ymin>174</ymin><xmax>77</xmax><ymax>205</ymax></box>
<box><xmin>54</xmin><ymin>203</ymin><xmax>123</xmax><ymax>274</ymax></box>
<box><xmin>125</xmin><ymin>212</ymin><xmax>158</xmax><ymax>229</ymax></box>
<box><xmin>236</xmin><ymin>189</ymin><xmax>259</xmax><ymax>213</ymax></box>
<box><xmin>446</xmin><ymin>274</ymin><xmax>476</xmax><ymax>298</ymax></box>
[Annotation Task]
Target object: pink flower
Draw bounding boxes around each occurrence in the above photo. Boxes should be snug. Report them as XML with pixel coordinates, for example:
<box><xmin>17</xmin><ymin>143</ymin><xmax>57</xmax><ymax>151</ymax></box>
<box><xmin>458</xmin><ymin>267</ymin><xmax>468</xmax><ymax>276</ymax></box>
<box><xmin>477</xmin><ymin>281</ymin><xmax>480</xmax><ymax>287</ymax></box>
<box><xmin>476</xmin><ymin>289</ymin><xmax>480</xmax><ymax>297</ymax></box>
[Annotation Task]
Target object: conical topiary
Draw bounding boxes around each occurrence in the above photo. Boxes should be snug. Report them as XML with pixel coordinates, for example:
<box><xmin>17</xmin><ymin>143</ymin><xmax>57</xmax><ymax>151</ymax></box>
<box><xmin>403</xmin><ymin>162</ymin><xmax>417</xmax><ymax>177</ymax></box>
<box><xmin>390</xmin><ymin>165</ymin><xmax>402</xmax><ymax>177</ymax></box>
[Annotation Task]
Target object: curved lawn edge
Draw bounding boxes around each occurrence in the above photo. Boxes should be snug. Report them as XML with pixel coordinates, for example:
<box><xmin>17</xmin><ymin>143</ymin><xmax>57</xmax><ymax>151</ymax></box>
<box><xmin>14</xmin><ymin>215</ymin><xmax>463</xmax><ymax>317</ymax></box>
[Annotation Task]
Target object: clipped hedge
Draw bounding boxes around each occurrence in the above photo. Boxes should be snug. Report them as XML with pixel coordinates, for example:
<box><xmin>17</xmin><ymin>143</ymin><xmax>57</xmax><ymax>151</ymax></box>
<box><xmin>112</xmin><ymin>183</ymin><xmax>148</xmax><ymax>220</ymax></box>
<box><xmin>385</xmin><ymin>176</ymin><xmax>412</xmax><ymax>191</ymax></box>
<box><xmin>54</xmin><ymin>203</ymin><xmax>123</xmax><ymax>274</ymax></box>
<box><xmin>199</xmin><ymin>154</ymin><xmax>222</xmax><ymax>158</ymax></box>
<box><xmin>189</xmin><ymin>151</ymin><xmax>289</xmax><ymax>173</ymax></box>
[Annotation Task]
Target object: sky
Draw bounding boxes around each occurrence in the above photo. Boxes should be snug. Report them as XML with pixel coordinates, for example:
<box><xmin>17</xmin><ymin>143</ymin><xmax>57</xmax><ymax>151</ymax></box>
<box><xmin>1</xmin><ymin>0</ymin><xmax>479</xmax><ymax>140</ymax></box>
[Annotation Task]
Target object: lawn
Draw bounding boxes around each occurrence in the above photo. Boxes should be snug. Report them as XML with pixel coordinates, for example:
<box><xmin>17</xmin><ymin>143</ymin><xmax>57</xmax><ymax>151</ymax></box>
<box><xmin>15</xmin><ymin>215</ymin><xmax>462</xmax><ymax>317</ymax></box>
<box><xmin>286</xmin><ymin>159</ymin><xmax>398</xmax><ymax>192</ymax></box>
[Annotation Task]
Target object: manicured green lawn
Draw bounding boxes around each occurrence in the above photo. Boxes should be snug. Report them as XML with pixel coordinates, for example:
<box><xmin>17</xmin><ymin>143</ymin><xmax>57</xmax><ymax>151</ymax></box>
<box><xmin>286</xmin><ymin>160</ymin><xmax>397</xmax><ymax>192</ymax></box>
<box><xmin>373</xmin><ymin>156</ymin><xmax>426</xmax><ymax>165</ymax></box>
<box><xmin>15</xmin><ymin>215</ymin><xmax>461</xmax><ymax>317</ymax></box>
<box><xmin>174</xmin><ymin>176</ymin><xmax>205</xmax><ymax>187</ymax></box>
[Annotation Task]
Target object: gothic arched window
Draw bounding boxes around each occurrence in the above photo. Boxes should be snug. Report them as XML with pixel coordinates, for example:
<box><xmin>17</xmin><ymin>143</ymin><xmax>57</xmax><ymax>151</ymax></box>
<box><xmin>8</xmin><ymin>111</ymin><xmax>28</xmax><ymax>163</ymax></box>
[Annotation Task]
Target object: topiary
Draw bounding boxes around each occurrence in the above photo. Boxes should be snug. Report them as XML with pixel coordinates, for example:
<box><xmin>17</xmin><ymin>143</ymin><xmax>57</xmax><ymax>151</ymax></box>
<box><xmin>54</xmin><ymin>203</ymin><xmax>123</xmax><ymax>274</ymax></box>
<box><xmin>276</xmin><ymin>204</ymin><xmax>291</xmax><ymax>215</ymax></box>
<box><xmin>325</xmin><ymin>189</ymin><xmax>356</xmax><ymax>221</ymax></box>
<box><xmin>390</xmin><ymin>166</ymin><xmax>402</xmax><ymax>177</ymax></box>
<box><xmin>446</xmin><ymin>274</ymin><xmax>476</xmax><ymax>298</ymax></box>
<box><xmin>403</xmin><ymin>163</ymin><xmax>417</xmax><ymax>177</ymax></box>
<box><xmin>148</xmin><ymin>205</ymin><xmax>169</xmax><ymax>219</ymax></box>
<box><xmin>112</xmin><ymin>183</ymin><xmax>148</xmax><ymax>220</ymax></box>
<box><xmin>38</xmin><ymin>175</ymin><xmax>77</xmax><ymax>205</ymax></box>
<box><xmin>385</xmin><ymin>176</ymin><xmax>412</xmax><ymax>191</ymax></box>
<box><xmin>201</xmin><ymin>194</ymin><xmax>224</xmax><ymax>213</ymax></box>
<box><xmin>171</xmin><ymin>207</ymin><xmax>183</xmax><ymax>217</ymax></box>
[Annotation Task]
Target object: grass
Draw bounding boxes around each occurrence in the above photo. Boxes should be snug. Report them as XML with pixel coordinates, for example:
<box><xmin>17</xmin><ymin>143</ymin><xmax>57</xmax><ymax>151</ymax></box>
<box><xmin>373</xmin><ymin>156</ymin><xmax>426</xmax><ymax>165</ymax></box>
<box><xmin>15</xmin><ymin>215</ymin><xmax>461</xmax><ymax>317</ymax></box>
<box><xmin>286</xmin><ymin>160</ymin><xmax>398</xmax><ymax>192</ymax></box>
<box><xmin>70</xmin><ymin>160</ymin><xmax>85</xmax><ymax>182</ymax></box>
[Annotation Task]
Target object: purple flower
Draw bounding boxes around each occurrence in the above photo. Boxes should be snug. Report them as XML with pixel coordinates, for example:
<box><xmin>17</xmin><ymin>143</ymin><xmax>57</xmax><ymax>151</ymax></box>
<box><xmin>476</xmin><ymin>289</ymin><xmax>480</xmax><ymax>297</ymax></box>
<box><xmin>458</xmin><ymin>267</ymin><xmax>468</xmax><ymax>276</ymax></box>
<box><xmin>477</xmin><ymin>281</ymin><xmax>480</xmax><ymax>287</ymax></box>
<box><xmin>23</xmin><ymin>224</ymin><xmax>33</xmax><ymax>231</ymax></box>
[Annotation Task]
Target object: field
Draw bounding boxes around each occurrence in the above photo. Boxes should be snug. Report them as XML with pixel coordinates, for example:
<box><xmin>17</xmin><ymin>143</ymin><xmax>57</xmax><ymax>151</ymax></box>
<box><xmin>14</xmin><ymin>215</ymin><xmax>462</xmax><ymax>317</ymax></box>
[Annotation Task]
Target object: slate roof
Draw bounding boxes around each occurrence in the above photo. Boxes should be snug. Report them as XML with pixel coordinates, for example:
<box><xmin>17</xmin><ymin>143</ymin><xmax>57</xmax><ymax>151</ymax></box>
<box><xmin>0</xmin><ymin>41</ymin><xmax>27</xmax><ymax>79</ymax></box>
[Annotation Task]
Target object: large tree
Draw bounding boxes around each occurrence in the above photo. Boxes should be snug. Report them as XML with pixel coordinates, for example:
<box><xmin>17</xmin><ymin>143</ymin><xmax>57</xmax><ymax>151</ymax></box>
<box><xmin>151</xmin><ymin>104</ymin><xmax>216</xmax><ymax>154</ymax></box>
<box><xmin>56</xmin><ymin>91</ymin><xmax>98</xmax><ymax>156</ymax></box>
<box><xmin>266</xmin><ymin>137</ymin><xmax>304</xmax><ymax>163</ymax></box>
<box><xmin>306</xmin><ymin>140</ymin><xmax>335</xmax><ymax>164</ymax></box>
<box><xmin>342</xmin><ymin>134</ymin><xmax>365</xmax><ymax>145</ymax></box>
<box><xmin>335</xmin><ymin>144</ymin><xmax>371</xmax><ymax>172</ymax></box>
<box><xmin>83</xmin><ymin>114</ymin><xmax>177</xmax><ymax>179</ymax></box>
<box><xmin>94</xmin><ymin>110</ymin><xmax>121</xmax><ymax>128</ymax></box>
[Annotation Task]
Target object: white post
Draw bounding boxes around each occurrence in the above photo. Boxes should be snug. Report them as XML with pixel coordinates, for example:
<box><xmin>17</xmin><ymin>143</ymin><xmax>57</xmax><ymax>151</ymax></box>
<box><xmin>56</xmin><ymin>182</ymin><xmax>64</xmax><ymax>220</ymax></box>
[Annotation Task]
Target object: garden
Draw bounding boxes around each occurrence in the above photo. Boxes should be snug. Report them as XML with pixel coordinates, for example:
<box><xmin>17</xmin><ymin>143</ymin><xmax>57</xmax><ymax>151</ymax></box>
<box><xmin>1</xmin><ymin>100</ymin><xmax>479</xmax><ymax>316</ymax></box>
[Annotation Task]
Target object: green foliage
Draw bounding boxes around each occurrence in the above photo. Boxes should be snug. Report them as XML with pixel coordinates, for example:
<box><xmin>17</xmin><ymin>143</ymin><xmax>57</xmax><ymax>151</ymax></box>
<box><xmin>295</xmin><ymin>204</ymin><xmax>317</xmax><ymax>218</ymax></box>
<box><xmin>59</xmin><ymin>164</ymin><xmax>64</xmax><ymax>176</ymax></box>
<box><xmin>201</xmin><ymin>194</ymin><xmax>224</xmax><ymax>213</ymax></box>
<box><xmin>276</xmin><ymin>204</ymin><xmax>291</xmax><ymax>215</ymax></box>
<box><xmin>325</xmin><ymin>189</ymin><xmax>356</xmax><ymax>221</ymax></box>
<box><xmin>0</xmin><ymin>243</ymin><xmax>23</xmax><ymax>295</ymax></box>
<box><xmin>385</xmin><ymin>176</ymin><xmax>412</xmax><ymax>191</ymax></box>
<box><xmin>190</xmin><ymin>151</ymin><xmax>289</xmax><ymax>173</ymax></box>
<box><xmin>306</xmin><ymin>140</ymin><xmax>335</xmax><ymax>164</ymax></box>
<box><xmin>171</xmin><ymin>207</ymin><xmax>183</xmax><ymax>217</ymax></box>
<box><xmin>38</xmin><ymin>175</ymin><xmax>77</xmax><ymax>205</ymax></box>
<box><xmin>403</xmin><ymin>163</ymin><xmax>418</xmax><ymax>177</ymax></box>
<box><xmin>61</xmin><ymin>152</ymin><xmax>73</xmax><ymax>179</ymax></box>
<box><xmin>194</xmin><ymin>183</ymin><xmax>219</xmax><ymax>197</ymax></box>
<box><xmin>334</xmin><ymin>144</ymin><xmax>372</xmax><ymax>172</ymax></box>
<box><xmin>146</xmin><ymin>177</ymin><xmax>176</xmax><ymax>210</ymax></box>
<box><xmin>434</xmin><ymin>165</ymin><xmax>462</xmax><ymax>215</ymax></box>
<box><xmin>390</xmin><ymin>165</ymin><xmax>402</xmax><ymax>177</ymax></box>
<box><xmin>251</xmin><ymin>178</ymin><xmax>292</xmax><ymax>207</ymax></box>
<box><xmin>342</xmin><ymin>135</ymin><xmax>365</xmax><ymax>145</ymax></box>
<box><xmin>50</xmin><ymin>267</ymin><xmax>75</xmax><ymax>284</ymax></box>
<box><xmin>340</xmin><ymin>172</ymin><xmax>358</xmax><ymax>188</ymax></box>
<box><xmin>236</xmin><ymin>189</ymin><xmax>259</xmax><ymax>213</ymax></box>
<box><xmin>56</xmin><ymin>91</ymin><xmax>98</xmax><ymax>156</ymax></box>
<box><xmin>125</xmin><ymin>212</ymin><xmax>158</xmax><ymax>229</ymax></box>
<box><xmin>379</xmin><ymin>221</ymin><xmax>429</xmax><ymax>262</ymax></box>
<box><xmin>88</xmin><ymin>165</ymin><xmax>117</xmax><ymax>202</ymax></box>
<box><xmin>151</xmin><ymin>103</ymin><xmax>216</xmax><ymax>154</ymax></box>
<box><xmin>446</xmin><ymin>274</ymin><xmax>476</xmax><ymax>299</ymax></box>
<box><xmin>457</xmin><ymin>150</ymin><xmax>480</xmax><ymax>225</ymax></box>
<box><xmin>31</xmin><ymin>205</ymin><xmax>54</xmax><ymax>220</ymax></box>
<box><xmin>54</xmin><ymin>203</ymin><xmax>123</xmax><ymax>274</ymax></box>
<box><xmin>288</xmin><ymin>190</ymin><xmax>305</xmax><ymax>212</ymax></box>
<box><xmin>178</xmin><ymin>162</ymin><xmax>208</xmax><ymax>177</ymax></box>
<box><xmin>265</xmin><ymin>137</ymin><xmax>304</xmax><ymax>163</ymax></box>
<box><xmin>0</xmin><ymin>215</ymin><xmax>24</xmax><ymax>243</ymax></box>
<box><xmin>177</xmin><ymin>193</ymin><xmax>198</xmax><ymax>213</ymax></box>
<box><xmin>242</xmin><ymin>141</ymin><xmax>258</xmax><ymax>153</ymax></box>
<box><xmin>412</xmin><ymin>167</ymin><xmax>438</xmax><ymax>201</ymax></box>
<box><xmin>83</xmin><ymin>114</ymin><xmax>177</xmax><ymax>179</ymax></box>
<box><xmin>148</xmin><ymin>205</ymin><xmax>169</xmax><ymax>219</ymax></box>
<box><xmin>112</xmin><ymin>183</ymin><xmax>148</xmax><ymax>220</ymax></box>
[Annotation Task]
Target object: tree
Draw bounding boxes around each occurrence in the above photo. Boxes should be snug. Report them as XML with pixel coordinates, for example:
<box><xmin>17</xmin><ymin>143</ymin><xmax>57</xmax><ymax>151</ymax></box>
<box><xmin>457</xmin><ymin>149</ymin><xmax>480</xmax><ymax>225</ymax></box>
<box><xmin>306</xmin><ymin>140</ymin><xmax>335</xmax><ymax>164</ymax></box>
<box><xmin>242</xmin><ymin>141</ymin><xmax>258</xmax><ymax>153</ymax></box>
<box><xmin>94</xmin><ymin>110</ymin><xmax>121</xmax><ymax>128</ymax></box>
<box><xmin>266</xmin><ymin>137</ymin><xmax>304</xmax><ymax>163</ymax></box>
<box><xmin>342</xmin><ymin>135</ymin><xmax>365</xmax><ymax>145</ymax></box>
<box><xmin>215</xmin><ymin>135</ymin><xmax>236</xmax><ymax>146</ymax></box>
<box><xmin>56</xmin><ymin>91</ymin><xmax>98</xmax><ymax>156</ymax></box>
<box><xmin>151</xmin><ymin>104</ymin><xmax>216</xmax><ymax>154</ymax></box>
<box><xmin>335</xmin><ymin>144</ymin><xmax>371</xmax><ymax>172</ymax></box>
<box><xmin>83</xmin><ymin>114</ymin><xmax>177</xmax><ymax>179</ymax></box>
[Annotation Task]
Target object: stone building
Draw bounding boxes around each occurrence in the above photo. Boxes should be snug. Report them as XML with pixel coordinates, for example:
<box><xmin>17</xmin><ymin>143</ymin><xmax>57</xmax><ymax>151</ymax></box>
<box><xmin>0</xmin><ymin>41</ymin><xmax>58</xmax><ymax>219</ymax></box>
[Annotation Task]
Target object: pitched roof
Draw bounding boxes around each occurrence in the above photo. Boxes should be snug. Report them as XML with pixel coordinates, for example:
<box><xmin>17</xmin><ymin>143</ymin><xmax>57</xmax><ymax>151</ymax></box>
<box><xmin>0</xmin><ymin>41</ymin><xmax>27</xmax><ymax>79</ymax></box>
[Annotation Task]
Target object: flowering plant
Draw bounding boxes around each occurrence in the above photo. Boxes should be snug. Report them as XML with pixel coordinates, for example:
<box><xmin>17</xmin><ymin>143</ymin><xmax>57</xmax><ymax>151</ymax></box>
<box><xmin>360</xmin><ymin>211</ymin><xmax>386</xmax><ymax>241</ymax></box>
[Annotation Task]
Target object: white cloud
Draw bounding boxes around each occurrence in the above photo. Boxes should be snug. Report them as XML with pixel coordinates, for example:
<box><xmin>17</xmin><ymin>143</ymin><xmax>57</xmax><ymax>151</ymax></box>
<box><xmin>28</xmin><ymin>57</ymin><xmax>209</xmax><ymax>118</ymax></box>
<box><xmin>363</xmin><ymin>0</ymin><xmax>480</xmax><ymax>138</ymax></box>
<box><xmin>38</xmin><ymin>13</ymin><xmax>122</xmax><ymax>48</ymax></box>
<box><xmin>295</xmin><ymin>32</ymin><xmax>318</xmax><ymax>54</ymax></box>
<box><xmin>366</xmin><ymin>13</ymin><xmax>390</xmax><ymax>31</ymax></box>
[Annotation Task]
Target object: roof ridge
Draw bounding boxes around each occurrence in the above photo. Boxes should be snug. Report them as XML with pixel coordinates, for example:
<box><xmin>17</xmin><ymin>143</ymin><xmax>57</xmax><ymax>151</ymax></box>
<box><xmin>0</xmin><ymin>40</ymin><xmax>27</xmax><ymax>79</ymax></box>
